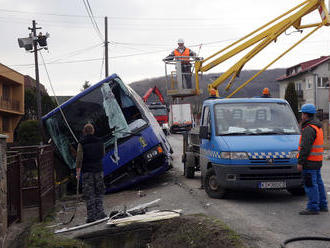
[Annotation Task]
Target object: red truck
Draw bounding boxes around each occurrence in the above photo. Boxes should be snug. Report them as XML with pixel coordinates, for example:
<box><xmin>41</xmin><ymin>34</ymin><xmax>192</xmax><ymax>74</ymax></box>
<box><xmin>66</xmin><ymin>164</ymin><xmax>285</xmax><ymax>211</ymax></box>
<box><xmin>143</xmin><ymin>86</ymin><xmax>169</xmax><ymax>135</ymax></box>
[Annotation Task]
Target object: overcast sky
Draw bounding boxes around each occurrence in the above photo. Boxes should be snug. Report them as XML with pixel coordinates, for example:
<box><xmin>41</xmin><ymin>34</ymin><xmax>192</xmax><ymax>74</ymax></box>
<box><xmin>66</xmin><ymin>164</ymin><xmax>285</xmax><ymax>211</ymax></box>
<box><xmin>1</xmin><ymin>0</ymin><xmax>330</xmax><ymax>96</ymax></box>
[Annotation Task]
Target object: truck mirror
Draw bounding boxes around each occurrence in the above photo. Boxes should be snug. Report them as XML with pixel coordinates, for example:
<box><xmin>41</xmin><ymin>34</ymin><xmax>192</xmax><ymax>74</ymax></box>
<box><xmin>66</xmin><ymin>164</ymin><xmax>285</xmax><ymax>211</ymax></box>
<box><xmin>199</xmin><ymin>126</ymin><xmax>210</xmax><ymax>139</ymax></box>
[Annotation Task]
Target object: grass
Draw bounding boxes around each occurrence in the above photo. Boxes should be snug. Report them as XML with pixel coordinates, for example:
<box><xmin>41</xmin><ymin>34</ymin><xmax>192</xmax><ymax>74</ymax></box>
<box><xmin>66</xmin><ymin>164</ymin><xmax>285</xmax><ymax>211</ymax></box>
<box><xmin>25</xmin><ymin>223</ymin><xmax>90</xmax><ymax>248</ymax></box>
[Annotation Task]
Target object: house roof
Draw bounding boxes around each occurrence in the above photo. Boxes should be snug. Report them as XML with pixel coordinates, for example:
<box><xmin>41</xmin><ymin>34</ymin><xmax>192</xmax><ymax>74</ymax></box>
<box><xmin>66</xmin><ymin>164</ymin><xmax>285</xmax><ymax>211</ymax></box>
<box><xmin>277</xmin><ymin>56</ymin><xmax>330</xmax><ymax>81</ymax></box>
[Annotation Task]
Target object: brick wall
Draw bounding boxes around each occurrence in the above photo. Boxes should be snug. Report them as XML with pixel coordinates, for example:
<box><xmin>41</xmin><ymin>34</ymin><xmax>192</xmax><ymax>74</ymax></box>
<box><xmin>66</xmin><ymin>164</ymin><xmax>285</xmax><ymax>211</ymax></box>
<box><xmin>0</xmin><ymin>134</ymin><xmax>8</xmax><ymax>248</ymax></box>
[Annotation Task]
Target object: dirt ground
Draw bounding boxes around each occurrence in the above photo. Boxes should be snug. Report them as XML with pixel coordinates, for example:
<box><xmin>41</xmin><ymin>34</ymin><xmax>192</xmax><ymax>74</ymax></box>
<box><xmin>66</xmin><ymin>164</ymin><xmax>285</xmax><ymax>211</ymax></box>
<box><xmin>149</xmin><ymin>215</ymin><xmax>246</xmax><ymax>248</ymax></box>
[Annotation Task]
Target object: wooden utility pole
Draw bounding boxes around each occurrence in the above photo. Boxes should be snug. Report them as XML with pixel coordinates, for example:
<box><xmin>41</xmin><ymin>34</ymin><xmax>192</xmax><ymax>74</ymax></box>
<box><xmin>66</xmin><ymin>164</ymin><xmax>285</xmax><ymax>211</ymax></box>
<box><xmin>105</xmin><ymin>16</ymin><xmax>109</xmax><ymax>77</ymax></box>
<box><xmin>30</xmin><ymin>20</ymin><xmax>42</xmax><ymax>122</ymax></box>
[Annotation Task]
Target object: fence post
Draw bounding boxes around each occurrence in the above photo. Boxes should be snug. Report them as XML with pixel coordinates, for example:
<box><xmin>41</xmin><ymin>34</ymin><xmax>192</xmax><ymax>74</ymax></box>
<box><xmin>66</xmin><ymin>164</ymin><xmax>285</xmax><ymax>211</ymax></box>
<box><xmin>0</xmin><ymin>134</ymin><xmax>8</xmax><ymax>248</ymax></box>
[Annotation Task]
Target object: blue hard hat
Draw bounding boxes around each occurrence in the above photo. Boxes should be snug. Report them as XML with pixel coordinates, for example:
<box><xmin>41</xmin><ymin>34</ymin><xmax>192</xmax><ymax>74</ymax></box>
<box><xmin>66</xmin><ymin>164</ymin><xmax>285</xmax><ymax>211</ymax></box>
<box><xmin>299</xmin><ymin>103</ymin><xmax>316</xmax><ymax>114</ymax></box>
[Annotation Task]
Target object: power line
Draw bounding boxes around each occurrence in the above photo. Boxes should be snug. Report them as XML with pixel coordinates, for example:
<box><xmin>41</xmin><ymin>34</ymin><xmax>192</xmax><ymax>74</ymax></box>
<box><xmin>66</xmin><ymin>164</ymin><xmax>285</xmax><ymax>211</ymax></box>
<box><xmin>39</xmin><ymin>50</ymin><xmax>79</xmax><ymax>143</ymax></box>
<box><xmin>82</xmin><ymin>0</ymin><xmax>103</xmax><ymax>41</ymax></box>
<box><xmin>0</xmin><ymin>8</ymin><xmax>225</xmax><ymax>21</ymax></box>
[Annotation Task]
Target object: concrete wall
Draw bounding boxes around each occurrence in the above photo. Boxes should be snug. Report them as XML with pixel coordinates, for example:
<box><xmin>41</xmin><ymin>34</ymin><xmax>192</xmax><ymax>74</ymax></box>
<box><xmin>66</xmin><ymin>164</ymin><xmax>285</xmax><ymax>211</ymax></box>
<box><xmin>0</xmin><ymin>134</ymin><xmax>7</xmax><ymax>248</ymax></box>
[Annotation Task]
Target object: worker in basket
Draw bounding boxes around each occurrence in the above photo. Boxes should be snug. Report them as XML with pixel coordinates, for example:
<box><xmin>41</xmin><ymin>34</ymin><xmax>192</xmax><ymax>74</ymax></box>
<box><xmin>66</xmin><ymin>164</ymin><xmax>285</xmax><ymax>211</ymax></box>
<box><xmin>164</xmin><ymin>38</ymin><xmax>196</xmax><ymax>89</ymax></box>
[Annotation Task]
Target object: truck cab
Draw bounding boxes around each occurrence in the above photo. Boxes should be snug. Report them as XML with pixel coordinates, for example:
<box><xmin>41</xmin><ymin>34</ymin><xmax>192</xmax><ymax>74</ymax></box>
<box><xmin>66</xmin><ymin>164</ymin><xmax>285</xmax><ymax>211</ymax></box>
<box><xmin>198</xmin><ymin>98</ymin><xmax>303</xmax><ymax>198</ymax></box>
<box><xmin>148</xmin><ymin>102</ymin><xmax>169</xmax><ymax>135</ymax></box>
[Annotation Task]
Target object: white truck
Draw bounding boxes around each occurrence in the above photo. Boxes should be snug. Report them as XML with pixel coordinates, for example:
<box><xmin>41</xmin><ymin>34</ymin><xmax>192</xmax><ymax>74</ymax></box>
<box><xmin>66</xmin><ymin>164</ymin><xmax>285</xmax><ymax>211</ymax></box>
<box><xmin>169</xmin><ymin>103</ymin><xmax>193</xmax><ymax>133</ymax></box>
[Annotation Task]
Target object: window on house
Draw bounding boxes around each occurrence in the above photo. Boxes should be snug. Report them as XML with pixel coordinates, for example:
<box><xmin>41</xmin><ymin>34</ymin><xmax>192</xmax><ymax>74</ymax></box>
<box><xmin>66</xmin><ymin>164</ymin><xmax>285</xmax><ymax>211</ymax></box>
<box><xmin>2</xmin><ymin>116</ymin><xmax>10</xmax><ymax>132</ymax></box>
<box><xmin>317</xmin><ymin>77</ymin><xmax>329</xmax><ymax>88</ymax></box>
<box><xmin>328</xmin><ymin>63</ymin><xmax>330</xmax><ymax>71</ymax></box>
<box><xmin>306</xmin><ymin>79</ymin><xmax>312</xmax><ymax>89</ymax></box>
<box><xmin>295</xmin><ymin>82</ymin><xmax>302</xmax><ymax>91</ymax></box>
<box><xmin>2</xmin><ymin>84</ymin><xmax>10</xmax><ymax>100</ymax></box>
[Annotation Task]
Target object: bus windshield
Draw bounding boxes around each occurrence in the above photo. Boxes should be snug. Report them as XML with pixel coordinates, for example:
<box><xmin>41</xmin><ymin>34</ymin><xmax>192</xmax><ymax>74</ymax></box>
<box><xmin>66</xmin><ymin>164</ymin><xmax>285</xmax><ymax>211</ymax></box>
<box><xmin>43</xmin><ymin>77</ymin><xmax>147</xmax><ymax>169</ymax></box>
<box><xmin>214</xmin><ymin>102</ymin><xmax>300</xmax><ymax>136</ymax></box>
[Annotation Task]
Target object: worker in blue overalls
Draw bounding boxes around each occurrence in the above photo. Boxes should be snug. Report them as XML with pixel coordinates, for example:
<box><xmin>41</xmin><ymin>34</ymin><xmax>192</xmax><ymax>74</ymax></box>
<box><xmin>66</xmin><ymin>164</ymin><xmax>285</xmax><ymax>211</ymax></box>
<box><xmin>297</xmin><ymin>104</ymin><xmax>328</xmax><ymax>215</ymax></box>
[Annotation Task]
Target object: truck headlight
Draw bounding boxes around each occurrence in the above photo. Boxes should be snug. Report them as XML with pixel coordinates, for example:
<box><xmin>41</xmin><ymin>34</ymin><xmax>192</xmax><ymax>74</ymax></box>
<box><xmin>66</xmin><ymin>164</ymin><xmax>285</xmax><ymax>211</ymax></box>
<box><xmin>145</xmin><ymin>145</ymin><xmax>163</xmax><ymax>162</ymax></box>
<box><xmin>289</xmin><ymin>150</ymin><xmax>299</xmax><ymax>159</ymax></box>
<box><xmin>220</xmin><ymin>152</ymin><xmax>248</xmax><ymax>160</ymax></box>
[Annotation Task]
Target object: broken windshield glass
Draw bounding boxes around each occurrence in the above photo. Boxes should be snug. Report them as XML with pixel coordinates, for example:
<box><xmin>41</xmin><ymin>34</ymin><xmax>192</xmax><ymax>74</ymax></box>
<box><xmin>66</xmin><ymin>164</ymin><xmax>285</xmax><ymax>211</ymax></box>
<box><xmin>44</xmin><ymin>77</ymin><xmax>146</xmax><ymax>169</ymax></box>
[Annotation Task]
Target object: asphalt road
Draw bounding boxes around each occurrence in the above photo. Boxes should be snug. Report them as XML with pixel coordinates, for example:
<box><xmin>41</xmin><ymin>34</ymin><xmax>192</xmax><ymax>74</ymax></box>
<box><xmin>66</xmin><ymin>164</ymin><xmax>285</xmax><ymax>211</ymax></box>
<box><xmin>167</xmin><ymin>134</ymin><xmax>330</xmax><ymax>248</ymax></box>
<box><xmin>57</xmin><ymin>133</ymin><xmax>330</xmax><ymax>248</ymax></box>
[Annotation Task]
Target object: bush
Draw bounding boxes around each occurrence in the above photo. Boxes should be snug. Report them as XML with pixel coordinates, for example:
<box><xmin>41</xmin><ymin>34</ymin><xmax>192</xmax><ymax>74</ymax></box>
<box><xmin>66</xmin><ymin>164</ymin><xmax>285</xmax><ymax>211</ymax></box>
<box><xmin>16</xmin><ymin>120</ymin><xmax>42</xmax><ymax>145</ymax></box>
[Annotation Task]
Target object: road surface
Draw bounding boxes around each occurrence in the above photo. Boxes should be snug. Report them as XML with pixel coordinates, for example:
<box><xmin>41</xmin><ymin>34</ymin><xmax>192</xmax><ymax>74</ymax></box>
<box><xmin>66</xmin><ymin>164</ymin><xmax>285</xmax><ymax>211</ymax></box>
<box><xmin>58</xmin><ymin>134</ymin><xmax>330</xmax><ymax>248</ymax></box>
<box><xmin>167</xmin><ymin>134</ymin><xmax>330</xmax><ymax>248</ymax></box>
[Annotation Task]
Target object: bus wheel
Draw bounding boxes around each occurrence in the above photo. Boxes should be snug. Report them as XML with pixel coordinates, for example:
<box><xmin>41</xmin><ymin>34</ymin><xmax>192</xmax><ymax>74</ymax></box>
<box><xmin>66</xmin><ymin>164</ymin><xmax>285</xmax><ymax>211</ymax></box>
<box><xmin>204</xmin><ymin>168</ymin><xmax>226</xmax><ymax>199</ymax></box>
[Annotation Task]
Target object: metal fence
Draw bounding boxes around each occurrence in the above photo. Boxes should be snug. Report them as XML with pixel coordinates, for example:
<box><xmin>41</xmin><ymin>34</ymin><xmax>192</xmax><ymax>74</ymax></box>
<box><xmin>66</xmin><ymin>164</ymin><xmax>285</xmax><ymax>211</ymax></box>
<box><xmin>8</xmin><ymin>145</ymin><xmax>55</xmax><ymax>222</ymax></box>
<box><xmin>6</xmin><ymin>151</ymin><xmax>22</xmax><ymax>226</ymax></box>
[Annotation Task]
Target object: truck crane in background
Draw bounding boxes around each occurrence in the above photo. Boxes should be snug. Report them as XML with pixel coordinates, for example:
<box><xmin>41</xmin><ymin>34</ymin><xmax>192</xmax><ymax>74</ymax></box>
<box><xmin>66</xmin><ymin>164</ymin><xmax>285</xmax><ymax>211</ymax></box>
<box><xmin>175</xmin><ymin>0</ymin><xmax>330</xmax><ymax>200</ymax></box>
<box><xmin>164</xmin><ymin>0</ymin><xmax>330</xmax><ymax>98</ymax></box>
<box><xmin>143</xmin><ymin>86</ymin><xmax>170</xmax><ymax>135</ymax></box>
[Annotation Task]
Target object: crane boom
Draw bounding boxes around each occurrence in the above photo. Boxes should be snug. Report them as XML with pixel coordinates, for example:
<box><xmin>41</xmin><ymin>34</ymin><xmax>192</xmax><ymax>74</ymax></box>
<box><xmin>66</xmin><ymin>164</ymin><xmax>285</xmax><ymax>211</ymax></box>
<box><xmin>194</xmin><ymin>0</ymin><xmax>330</xmax><ymax>97</ymax></box>
<box><xmin>142</xmin><ymin>86</ymin><xmax>165</xmax><ymax>104</ymax></box>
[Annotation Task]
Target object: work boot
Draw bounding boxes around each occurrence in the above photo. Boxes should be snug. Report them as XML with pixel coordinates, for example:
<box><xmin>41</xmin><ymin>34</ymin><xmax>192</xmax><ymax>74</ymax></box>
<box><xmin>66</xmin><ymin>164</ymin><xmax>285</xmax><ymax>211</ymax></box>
<box><xmin>320</xmin><ymin>207</ymin><xmax>328</xmax><ymax>212</ymax></box>
<box><xmin>299</xmin><ymin>209</ymin><xmax>319</xmax><ymax>215</ymax></box>
<box><xmin>97</xmin><ymin>213</ymin><xmax>107</xmax><ymax>220</ymax></box>
<box><xmin>86</xmin><ymin>218</ymin><xmax>96</xmax><ymax>223</ymax></box>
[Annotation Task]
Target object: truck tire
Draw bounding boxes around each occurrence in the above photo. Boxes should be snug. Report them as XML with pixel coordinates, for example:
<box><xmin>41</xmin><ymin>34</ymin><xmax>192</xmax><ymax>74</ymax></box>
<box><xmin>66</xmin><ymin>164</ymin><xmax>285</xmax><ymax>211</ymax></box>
<box><xmin>287</xmin><ymin>187</ymin><xmax>305</xmax><ymax>196</ymax></box>
<box><xmin>204</xmin><ymin>168</ymin><xmax>226</xmax><ymax>199</ymax></box>
<box><xmin>184</xmin><ymin>154</ymin><xmax>195</xmax><ymax>179</ymax></box>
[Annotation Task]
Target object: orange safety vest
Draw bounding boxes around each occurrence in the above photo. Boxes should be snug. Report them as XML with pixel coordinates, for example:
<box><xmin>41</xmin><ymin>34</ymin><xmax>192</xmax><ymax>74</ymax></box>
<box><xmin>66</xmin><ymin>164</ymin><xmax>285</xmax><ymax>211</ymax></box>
<box><xmin>174</xmin><ymin>48</ymin><xmax>190</xmax><ymax>62</ymax></box>
<box><xmin>298</xmin><ymin>124</ymin><xmax>324</xmax><ymax>161</ymax></box>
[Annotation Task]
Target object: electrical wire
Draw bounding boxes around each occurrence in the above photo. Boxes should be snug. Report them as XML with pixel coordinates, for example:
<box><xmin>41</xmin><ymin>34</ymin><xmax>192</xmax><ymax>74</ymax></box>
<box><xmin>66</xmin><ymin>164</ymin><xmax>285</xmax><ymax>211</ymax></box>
<box><xmin>82</xmin><ymin>0</ymin><xmax>103</xmax><ymax>41</ymax></box>
<box><xmin>39</xmin><ymin>51</ymin><xmax>79</xmax><ymax>144</ymax></box>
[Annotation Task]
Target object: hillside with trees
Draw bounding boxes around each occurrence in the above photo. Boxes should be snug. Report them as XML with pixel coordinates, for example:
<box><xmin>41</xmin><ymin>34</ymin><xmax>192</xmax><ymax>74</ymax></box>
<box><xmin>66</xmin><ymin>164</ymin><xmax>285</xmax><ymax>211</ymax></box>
<box><xmin>130</xmin><ymin>68</ymin><xmax>285</xmax><ymax>114</ymax></box>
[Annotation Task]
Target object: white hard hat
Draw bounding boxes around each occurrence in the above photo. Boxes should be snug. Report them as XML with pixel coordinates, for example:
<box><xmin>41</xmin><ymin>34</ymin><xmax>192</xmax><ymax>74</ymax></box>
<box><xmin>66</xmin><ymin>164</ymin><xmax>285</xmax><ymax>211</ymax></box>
<box><xmin>177</xmin><ymin>38</ymin><xmax>184</xmax><ymax>44</ymax></box>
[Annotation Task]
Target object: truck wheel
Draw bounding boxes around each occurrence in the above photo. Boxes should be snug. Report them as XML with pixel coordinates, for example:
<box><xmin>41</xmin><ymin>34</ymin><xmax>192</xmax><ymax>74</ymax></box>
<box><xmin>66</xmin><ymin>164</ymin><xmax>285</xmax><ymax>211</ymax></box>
<box><xmin>287</xmin><ymin>187</ymin><xmax>305</xmax><ymax>196</ymax></box>
<box><xmin>204</xmin><ymin>168</ymin><xmax>226</xmax><ymax>199</ymax></box>
<box><xmin>184</xmin><ymin>155</ymin><xmax>195</xmax><ymax>179</ymax></box>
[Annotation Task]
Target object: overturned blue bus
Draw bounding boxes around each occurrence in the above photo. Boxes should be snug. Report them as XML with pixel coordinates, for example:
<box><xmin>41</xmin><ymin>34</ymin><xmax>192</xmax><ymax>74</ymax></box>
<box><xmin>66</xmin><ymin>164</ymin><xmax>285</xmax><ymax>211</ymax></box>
<box><xmin>42</xmin><ymin>74</ymin><xmax>172</xmax><ymax>192</ymax></box>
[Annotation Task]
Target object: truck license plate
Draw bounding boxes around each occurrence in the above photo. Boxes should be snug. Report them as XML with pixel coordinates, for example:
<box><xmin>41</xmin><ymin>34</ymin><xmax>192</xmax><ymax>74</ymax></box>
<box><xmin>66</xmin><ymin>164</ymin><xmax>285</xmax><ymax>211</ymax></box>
<box><xmin>258</xmin><ymin>181</ymin><xmax>286</xmax><ymax>189</ymax></box>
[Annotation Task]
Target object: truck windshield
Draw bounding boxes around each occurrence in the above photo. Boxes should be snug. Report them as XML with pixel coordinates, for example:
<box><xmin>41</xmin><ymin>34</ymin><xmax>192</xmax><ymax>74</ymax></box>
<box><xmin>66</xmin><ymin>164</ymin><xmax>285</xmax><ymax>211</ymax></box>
<box><xmin>150</xmin><ymin>108</ymin><xmax>168</xmax><ymax>116</ymax></box>
<box><xmin>44</xmin><ymin>77</ymin><xmax>147</xmax><ymax>169</ymax></box>
<box><xmin>214</xmin><ymin>102</ymin><xmax>299</xmax><ymax>136</ymax></box>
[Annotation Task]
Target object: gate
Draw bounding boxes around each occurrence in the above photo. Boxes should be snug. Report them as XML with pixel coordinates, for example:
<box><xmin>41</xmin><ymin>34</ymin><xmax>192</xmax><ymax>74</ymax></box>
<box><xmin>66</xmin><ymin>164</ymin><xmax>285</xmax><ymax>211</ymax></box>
<box><xmin>6</xmin><ymin>151</ymin><xmax>22</xmax><ymax>226</ymax></box>
<box><xmin>10</xmin><ymin>145</ymin><xmax>55</xmax><ymax>221</ymax></box>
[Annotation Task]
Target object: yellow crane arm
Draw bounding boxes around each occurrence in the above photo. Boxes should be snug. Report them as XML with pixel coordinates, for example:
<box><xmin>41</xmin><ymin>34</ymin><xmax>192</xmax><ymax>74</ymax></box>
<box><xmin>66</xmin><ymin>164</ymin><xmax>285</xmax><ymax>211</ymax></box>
<box><xmin>194</xmin><ymin>0</ymin><xmax>330</xmax><ymax>97</ymax></box>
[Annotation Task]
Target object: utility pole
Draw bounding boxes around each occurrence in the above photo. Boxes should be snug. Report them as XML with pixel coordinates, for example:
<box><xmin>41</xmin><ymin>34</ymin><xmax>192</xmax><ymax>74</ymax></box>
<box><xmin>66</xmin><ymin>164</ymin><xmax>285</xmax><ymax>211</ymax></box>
<box><xmin>30</xmin><ymin>20</ymin><xmax>42</xmax><ymax>123</ymax></box>
<box><xmin>105</xmin><ymin>16</ymin><xmax>109</xmax><ymax>77</ymax></box>
<box><xmin>18</xmin><ymin>20</ymin><xmax>49</xmax><ymax>143</ymax></box>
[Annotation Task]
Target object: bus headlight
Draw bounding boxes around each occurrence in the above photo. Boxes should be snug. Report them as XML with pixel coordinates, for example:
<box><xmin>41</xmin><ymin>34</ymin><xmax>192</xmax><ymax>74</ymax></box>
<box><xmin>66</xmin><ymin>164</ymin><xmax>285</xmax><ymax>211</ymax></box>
<box><xmin>145</xmin><ymin>145</ymin><xmax>163</xmax><ymax>162</ymax></box>
<box><xmin>220</xmin><ymin>152</ymin><xmax>248</xmax><ymax>160</ymax></box>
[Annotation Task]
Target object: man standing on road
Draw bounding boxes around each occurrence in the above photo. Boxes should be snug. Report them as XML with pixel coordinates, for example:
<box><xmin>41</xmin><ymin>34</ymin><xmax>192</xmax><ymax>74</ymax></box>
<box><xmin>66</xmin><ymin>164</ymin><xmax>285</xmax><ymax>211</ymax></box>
<box><xmin>164</xmin><ymin>38</ymin><xmax>196</xmax><ymax>89</ymax></box>
<box><xmin>76</xmin><ymin>123</ymin><xmax>107</xmax><ymax>223</ymax></box>
<box><xmin>297</xmin><ymin>104</ymin><xmax>328</xmax><ymax>215</ymax></box>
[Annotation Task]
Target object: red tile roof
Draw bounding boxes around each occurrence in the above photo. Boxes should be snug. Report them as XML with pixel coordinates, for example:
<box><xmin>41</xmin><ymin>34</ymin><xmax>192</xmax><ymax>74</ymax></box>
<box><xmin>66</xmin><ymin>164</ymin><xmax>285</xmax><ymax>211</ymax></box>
<box><xmin>277</xmin><ymin>56</ymin><xmax>330</xmax><ymax>81</ymax></box>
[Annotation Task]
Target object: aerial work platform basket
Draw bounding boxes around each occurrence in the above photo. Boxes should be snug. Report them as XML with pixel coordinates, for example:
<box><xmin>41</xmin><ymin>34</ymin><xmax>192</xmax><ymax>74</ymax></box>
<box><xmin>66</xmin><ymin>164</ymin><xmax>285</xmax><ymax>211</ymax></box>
<box><xmin>163</xmin><ymin>57</ymin><xmax>203</xmax><ymax>98</ymax></box>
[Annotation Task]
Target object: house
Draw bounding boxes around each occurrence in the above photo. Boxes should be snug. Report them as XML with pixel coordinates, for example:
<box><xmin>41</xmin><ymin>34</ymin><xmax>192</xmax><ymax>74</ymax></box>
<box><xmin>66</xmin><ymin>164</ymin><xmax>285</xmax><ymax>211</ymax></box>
<box><xmin>0</xmin><ymin>64</ymin><xmax>25</xmax><ymax>142</ymax></box>
<box><xmin>277</xmin><ymin>56</ymin><xmax>330</xmax><ymax>118</ymax></box>
<box><xmin>24</xmin><ymin>75</ymin><xmax>47</xmax><ymax>94</ymax></box>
